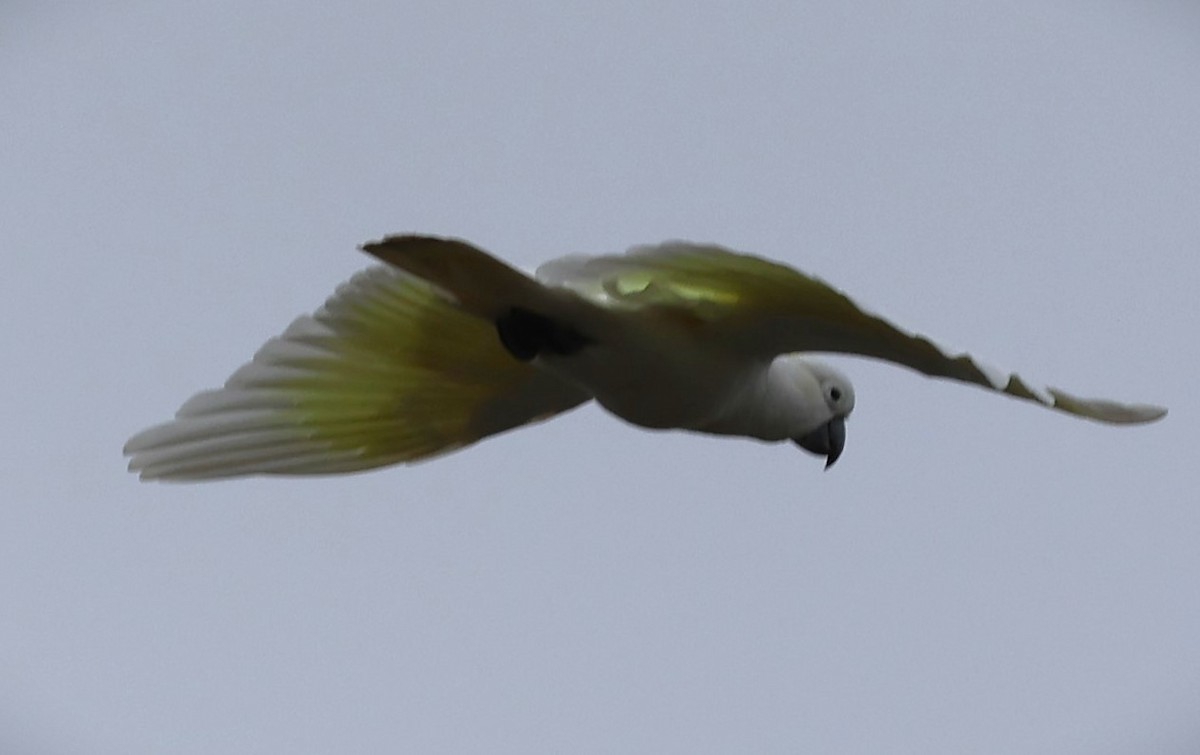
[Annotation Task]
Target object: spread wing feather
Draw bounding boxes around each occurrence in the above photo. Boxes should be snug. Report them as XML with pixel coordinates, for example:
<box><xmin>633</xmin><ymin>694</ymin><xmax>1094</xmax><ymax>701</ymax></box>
<box><xmin>537</xmin><ymin>242</ymin><xmax>1165</xmax><ymax>425</ymax></box>
<box><xmin>124</xmin><ymin>266</ymin><xmax>590</xmax><ymax>480</ymax></box>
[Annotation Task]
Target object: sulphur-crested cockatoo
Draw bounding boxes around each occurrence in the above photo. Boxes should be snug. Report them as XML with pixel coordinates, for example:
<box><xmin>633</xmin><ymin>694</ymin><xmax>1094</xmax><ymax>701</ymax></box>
<box><xmin>124</xmin><ymin>235</ymin><xmax>1166</xmax><ymax>480</ymax></box>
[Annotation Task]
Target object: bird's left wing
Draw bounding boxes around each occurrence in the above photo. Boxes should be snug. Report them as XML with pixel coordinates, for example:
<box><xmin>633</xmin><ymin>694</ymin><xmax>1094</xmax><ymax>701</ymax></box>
<box><xmin>537</xmin><ymin>242</ymin><xmax>1166</xmax><ymax>425</ymax></box>
<box><xmin>125</xmin><ymin>266</ymin><xmax>590</xmax><ymax>480</ymax></box>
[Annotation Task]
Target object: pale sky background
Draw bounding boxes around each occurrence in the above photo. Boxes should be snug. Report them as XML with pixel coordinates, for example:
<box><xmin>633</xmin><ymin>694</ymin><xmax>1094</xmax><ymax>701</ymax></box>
<box><xmin>3</xmin><ymin>2</ymin><xmax>1199</xmax><ymax>753</ymax></box>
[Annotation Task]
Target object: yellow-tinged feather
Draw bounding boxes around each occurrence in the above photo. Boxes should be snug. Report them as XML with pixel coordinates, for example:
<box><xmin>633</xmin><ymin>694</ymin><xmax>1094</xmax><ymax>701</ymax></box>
<box><xmin>540</xmin><ymin>242</ymin><xmax>1166</xmax><ymax>425</ymax></box>
<box><xmin>125</xmin><ymin>266</ymin><xmax>588</xmax><ymax>480</ymax></box>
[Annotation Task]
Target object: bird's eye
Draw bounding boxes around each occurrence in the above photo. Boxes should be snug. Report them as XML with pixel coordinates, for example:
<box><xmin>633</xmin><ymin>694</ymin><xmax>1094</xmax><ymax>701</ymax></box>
<box><xmin>829</xmin><ymin>387</ymin><xmax>842</xmax><ymax>402</ymax></box>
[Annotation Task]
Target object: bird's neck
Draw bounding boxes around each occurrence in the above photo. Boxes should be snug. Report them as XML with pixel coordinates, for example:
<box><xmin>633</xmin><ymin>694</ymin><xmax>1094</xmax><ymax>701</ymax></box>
<box><xmin>692</xmin><ymin>359</ymin><xmax>811</xmax><ymax>441</ymax></box>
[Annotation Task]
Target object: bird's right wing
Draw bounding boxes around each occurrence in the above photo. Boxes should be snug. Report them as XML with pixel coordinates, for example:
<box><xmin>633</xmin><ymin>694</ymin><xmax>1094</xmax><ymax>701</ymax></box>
<box><xmin>124</xmin><ymin>266</ymin><xmax>591</xmax><ymax>481</ymax></box>
<box><xmin>537</xmin><ymin>242</ymin><xmax>1166</xmax><ymax>425</ymax></box>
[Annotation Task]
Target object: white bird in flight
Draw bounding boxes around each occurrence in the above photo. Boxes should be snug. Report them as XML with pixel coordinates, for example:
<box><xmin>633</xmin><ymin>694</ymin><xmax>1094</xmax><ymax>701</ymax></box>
<box><xmin>124</xmin><ymin>235</ymin><xmax>1166</xmax><ymax>480</ymax></box>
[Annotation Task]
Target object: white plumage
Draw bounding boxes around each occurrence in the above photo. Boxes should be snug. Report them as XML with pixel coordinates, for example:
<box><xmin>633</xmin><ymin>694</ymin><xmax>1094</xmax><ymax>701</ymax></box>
<box><xmin>124</xmin><ymin>235</ymin><xmax>1166</xmax><ymax>480</ymax></box>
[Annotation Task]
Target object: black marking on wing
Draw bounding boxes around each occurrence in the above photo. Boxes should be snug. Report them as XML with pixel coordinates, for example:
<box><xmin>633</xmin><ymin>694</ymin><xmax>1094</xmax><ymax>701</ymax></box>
<box><xmin>495</xmin><ymin>307</ymin><xmax>595</xmax><ymax>362</ymax></box>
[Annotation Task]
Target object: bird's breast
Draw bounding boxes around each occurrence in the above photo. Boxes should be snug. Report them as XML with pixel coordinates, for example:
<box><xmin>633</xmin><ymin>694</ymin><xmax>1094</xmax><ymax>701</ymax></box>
<box><xmin>539</xmin><ymin>337</ymin><xmax>759</xmax><ymax>431</ymax></box>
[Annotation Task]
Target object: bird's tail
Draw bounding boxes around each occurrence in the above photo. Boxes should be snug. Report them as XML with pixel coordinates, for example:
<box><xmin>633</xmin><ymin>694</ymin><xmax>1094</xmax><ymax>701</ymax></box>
<box><xmin>360</xmin><ymin>235</ymin><xmax>555</xmax><ymax>320</ymax></box>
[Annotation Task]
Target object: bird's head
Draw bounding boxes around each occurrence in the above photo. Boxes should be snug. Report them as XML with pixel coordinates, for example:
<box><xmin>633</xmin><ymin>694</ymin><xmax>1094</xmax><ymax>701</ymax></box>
<box><xmin>781</xmin><ymin>356</ymin><xmax>855</xmax><ymax>469</ymax></box>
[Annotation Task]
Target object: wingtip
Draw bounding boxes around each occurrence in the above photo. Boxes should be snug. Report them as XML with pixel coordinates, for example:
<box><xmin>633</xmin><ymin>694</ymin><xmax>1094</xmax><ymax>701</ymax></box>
<box><xmin>1096</xmin><ymin>401</ymin><xmax>1168</xmax><ymax>425</ymax></box>
<box><xmin>1142</xmin><ymin>404</ymin><xmax>1168</xmax><ymax>422</ymax></box>
<box><xmin>1045</xmin><ymin>386</ymin><xmax>1169</xmax><ymax>425</ymax></box>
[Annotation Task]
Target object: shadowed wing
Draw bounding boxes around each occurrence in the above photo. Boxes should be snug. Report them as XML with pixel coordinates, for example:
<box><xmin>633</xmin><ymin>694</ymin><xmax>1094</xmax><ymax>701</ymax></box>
<box><xmin>537</xmin><ymin>242</ymin><xmax>1166</xmax><ymax>425</ymax></box>
<box><xmin>125</xmin><ymin>266</ymin><xmax>590</xmax><ymax>480</ymax></box>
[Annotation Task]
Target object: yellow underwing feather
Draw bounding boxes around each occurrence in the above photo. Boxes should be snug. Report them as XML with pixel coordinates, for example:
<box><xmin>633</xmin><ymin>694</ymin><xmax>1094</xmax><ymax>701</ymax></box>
<box><xmin>125</xmin><ymin>266</ymin><xmax>590</xmax><ymax>480</ymax></box>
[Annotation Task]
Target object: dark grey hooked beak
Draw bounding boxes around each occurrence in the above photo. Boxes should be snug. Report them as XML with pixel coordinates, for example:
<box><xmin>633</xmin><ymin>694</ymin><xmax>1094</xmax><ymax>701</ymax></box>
<box><xmin>794</xmin><ymin>417</ymin><xmax>846</xmax><ymax>470</ymax></box>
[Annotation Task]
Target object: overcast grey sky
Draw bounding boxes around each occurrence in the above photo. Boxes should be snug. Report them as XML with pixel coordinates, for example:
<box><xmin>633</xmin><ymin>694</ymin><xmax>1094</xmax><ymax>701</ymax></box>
<box><xmin>3</xmin><ymin>2</ymin><xmax>1199</xmax><ymax>753</ymax></box>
